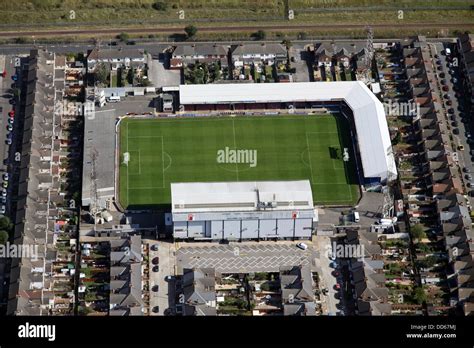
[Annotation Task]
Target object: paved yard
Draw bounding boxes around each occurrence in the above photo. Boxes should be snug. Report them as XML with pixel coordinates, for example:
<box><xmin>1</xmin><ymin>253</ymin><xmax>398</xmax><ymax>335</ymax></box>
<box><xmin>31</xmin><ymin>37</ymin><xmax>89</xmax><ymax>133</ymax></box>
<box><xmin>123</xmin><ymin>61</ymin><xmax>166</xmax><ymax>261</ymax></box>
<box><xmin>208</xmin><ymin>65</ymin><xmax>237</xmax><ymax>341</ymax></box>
<box><xmin>176</xmin><ymin>241</ymin><xmax>316</xmax><ymax>274</ymax></box>
<box><xmin>147</xmin><ymin>54</ymin><xmax>181</xmax><ymax>88</ymax></box>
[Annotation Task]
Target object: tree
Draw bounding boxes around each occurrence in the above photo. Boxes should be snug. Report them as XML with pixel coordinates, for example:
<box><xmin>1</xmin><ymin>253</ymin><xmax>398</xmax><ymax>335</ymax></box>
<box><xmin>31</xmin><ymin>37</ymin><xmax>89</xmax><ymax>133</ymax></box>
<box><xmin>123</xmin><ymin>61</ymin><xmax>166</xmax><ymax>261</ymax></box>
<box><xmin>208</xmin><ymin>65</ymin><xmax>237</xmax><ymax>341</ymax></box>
<box><xmin>412</xmin><ymin>287</ymin><xmax>427</xmax><ymax>305</ymax></box>
<box><xmin>127</xmin><ymin>68</ymin><xmax>134</xmax><ymax>85</ymax></box>
<box><xmin>117</xmin><ymin>32</ymin><xmax>130</xmax><ymax>42</ymax></box>
<box><xmin>410</xmin><ymin>224</ymin><xmax>426</xmax><ymax>241</ymax></box>
<box><xmin>297</xmin><ymin>32</ymin><xmax>307</xmax><ymax>40</ymax></box>
<box><xmin>282</xmin><ymin>39</ymin><xmax>292</xmax><ymax>49</ymax></box>
<box><xmin>152</xmin><ymin>1</ymin><xmax>167</xmax><ymax>11</ymax></box>
<box><xmin>0</xmin><ymin>230</ymin><xmax>9</xmax><ymax>245</ymax></box>
<box><xmin>254</xmin><ymin>30</ymin><xmax>266</xmax><ymax>40</ymax></box>
<box><xmin>184</xmin><ymin>25</ymin><xmax>198</xmax><ymax>39</ymax></box>
<box><xmin>0</xmin><ymin>216</ymin><xmax>12</xmax><ymax>231</ymax></box>
<box><xmin>95</xmin><ymin>62</ymin><xmax>110</xmax><ymax>86</ymax></box>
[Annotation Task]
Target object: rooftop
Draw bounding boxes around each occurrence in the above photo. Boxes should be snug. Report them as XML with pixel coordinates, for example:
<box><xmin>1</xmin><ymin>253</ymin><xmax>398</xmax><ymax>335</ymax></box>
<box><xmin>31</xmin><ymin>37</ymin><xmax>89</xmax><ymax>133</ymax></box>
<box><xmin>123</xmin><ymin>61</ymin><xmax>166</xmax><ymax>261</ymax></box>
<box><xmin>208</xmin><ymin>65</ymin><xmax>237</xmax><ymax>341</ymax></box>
<box><xmin>171</xmin><ymin>180</ymin><xmax>313</xmax><ymax>213</ymax></box>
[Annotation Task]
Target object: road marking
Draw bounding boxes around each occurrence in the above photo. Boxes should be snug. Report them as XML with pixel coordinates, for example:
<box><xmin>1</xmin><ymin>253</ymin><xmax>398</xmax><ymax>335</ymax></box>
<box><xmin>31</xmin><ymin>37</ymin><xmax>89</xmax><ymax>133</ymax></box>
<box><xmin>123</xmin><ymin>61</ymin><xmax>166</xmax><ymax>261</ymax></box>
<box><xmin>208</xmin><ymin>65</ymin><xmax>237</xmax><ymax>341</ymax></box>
<box><xmin>232</xmin><ymin>118</ymin><xmax>239</xmax><ymax>181</ymax></box>
<box><xmin>305</xmin><ymin>132</ymin><xmax>315</xmax><ymax>184</ymax></box>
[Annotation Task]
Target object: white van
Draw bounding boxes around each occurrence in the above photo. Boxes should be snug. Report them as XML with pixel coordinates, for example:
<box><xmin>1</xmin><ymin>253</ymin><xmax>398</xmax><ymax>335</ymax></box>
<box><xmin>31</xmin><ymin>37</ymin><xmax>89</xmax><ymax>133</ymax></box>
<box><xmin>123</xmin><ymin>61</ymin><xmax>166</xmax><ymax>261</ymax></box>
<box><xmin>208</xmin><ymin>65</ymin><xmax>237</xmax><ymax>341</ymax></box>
<box><xmin>353</xmin><ymin>211</ymin><xmax>360</xmax><ymax>223</ymax></box>
<box><xmin>107</xmin><ymin>96</ymin><xmax>121</xmax><ymax>103</ymax></box>
<box><xmin>445</xmin><ymin>48</ymin><xmax>451</xmax><ymax>56</ymax></box>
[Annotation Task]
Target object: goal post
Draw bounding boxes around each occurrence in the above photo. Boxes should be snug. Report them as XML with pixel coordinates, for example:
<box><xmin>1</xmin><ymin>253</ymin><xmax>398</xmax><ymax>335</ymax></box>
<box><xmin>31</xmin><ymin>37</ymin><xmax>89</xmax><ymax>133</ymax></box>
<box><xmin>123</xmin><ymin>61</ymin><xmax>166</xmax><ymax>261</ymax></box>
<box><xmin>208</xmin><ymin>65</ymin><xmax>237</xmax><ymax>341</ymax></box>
<box><xmin>123</xmin><ymin>152</ymin><xmax>130</xmax><ymax>166</ymax></box>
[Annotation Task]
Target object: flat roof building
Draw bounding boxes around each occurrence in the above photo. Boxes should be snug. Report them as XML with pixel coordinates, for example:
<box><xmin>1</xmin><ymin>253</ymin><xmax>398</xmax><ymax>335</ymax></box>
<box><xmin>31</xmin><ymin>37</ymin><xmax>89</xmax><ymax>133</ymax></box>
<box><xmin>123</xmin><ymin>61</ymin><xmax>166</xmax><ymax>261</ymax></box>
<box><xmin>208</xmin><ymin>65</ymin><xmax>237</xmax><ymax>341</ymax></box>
<box><xmin>171</xmin><ymin>180</ymin><xmax>315</xmax><ymax>241</ymax></box>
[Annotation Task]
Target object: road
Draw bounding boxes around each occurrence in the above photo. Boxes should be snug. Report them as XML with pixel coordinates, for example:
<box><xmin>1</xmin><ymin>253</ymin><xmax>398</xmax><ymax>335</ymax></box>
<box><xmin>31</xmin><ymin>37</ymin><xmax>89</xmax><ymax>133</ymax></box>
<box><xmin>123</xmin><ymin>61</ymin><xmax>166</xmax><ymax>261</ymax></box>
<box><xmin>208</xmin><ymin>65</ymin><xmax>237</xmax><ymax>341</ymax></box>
<box><xmin>313</xmin><ymin>236</ymin><xmax>339</xmax><ymax>315</ymax></box>
<box><xmin>0</xmin><ymin>22</ymin><xmax>472</xmax><ymax>39</ymax></box>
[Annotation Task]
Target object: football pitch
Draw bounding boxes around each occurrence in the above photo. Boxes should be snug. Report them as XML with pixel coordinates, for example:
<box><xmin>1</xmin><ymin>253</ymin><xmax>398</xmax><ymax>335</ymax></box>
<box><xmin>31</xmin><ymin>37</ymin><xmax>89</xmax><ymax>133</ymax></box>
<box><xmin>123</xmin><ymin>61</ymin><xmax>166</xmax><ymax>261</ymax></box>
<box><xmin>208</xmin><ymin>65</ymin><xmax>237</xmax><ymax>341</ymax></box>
<box><xmin>118</xmin><ymin>114</ymin><xmax>360</xmax><ymax>208</ymax></box>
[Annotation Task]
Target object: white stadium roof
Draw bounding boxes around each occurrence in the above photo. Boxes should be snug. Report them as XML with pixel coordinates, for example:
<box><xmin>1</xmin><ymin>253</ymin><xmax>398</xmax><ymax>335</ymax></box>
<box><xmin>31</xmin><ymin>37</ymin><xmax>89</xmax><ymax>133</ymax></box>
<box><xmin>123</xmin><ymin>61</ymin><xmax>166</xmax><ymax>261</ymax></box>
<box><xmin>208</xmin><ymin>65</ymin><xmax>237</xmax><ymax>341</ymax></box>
<box><xmin>179</xmin><ymin>82</ymin><xmax>397</xmax><ymax>182</ymax></box>
<box><xmin>171</xmin><ymin>180</ymin><xmax>314</xmax><ymax>213</ymax></box>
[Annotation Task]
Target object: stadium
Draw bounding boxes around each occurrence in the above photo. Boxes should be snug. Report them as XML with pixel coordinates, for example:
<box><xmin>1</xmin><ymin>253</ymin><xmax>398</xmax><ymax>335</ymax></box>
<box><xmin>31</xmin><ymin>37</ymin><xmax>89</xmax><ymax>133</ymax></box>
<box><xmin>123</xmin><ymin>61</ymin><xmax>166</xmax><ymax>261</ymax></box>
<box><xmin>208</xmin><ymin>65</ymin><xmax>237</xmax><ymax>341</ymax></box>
<box><xmin>117</xmin><ymin>81</ymin><xmax>396</xmax><ymax>213</ymax></box>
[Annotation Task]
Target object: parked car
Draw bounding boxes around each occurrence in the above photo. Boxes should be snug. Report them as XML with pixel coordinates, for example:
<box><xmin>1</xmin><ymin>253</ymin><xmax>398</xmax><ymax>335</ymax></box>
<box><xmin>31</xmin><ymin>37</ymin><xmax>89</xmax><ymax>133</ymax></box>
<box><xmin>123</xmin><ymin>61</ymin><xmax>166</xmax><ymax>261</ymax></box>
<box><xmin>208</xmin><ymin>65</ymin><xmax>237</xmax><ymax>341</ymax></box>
<box><xmin>0</xmin><ymin>197</ymin><xmax>6</xmax><ymax>204</ymax></box>
<box><xmin>453</xmin><ymin>128</ymin><xmax>459</xmax><ymax>135</ymax></box>
<box><xmin>452</xmin><ymin>121</ymin><xmax>459</xmax><ymax>127</ymax></box>
<box><xmin>0</xmin><ymin>205</ymin><xmax>5</xmax><ymax>215</ymax></box>
<box><xmin>11</xmin><ymin>75</ymin><xmax>17</xmax><ymax>81</ymax></box>
<box><xmin>5</xmin><ymin>139</ymin><xmax>11</xmax><ymax>145</ymax></box>
<box><xmin>152</xmin><ymin>257</ymin><xmax>159</xmax><ymax>265</ymax></box>
<box><xmin>465</xmin><ymin>174</ymin><xmax>473</xmax><ymax>180</ymax></box>
<box><xmin>3</xmin><ymin>173</ymin><xmax>8</xmax><ymax>181</ymax></box>
<box><xmin>463</xmin><ymin>167</ymin><xmax>471</xmax><ymax>173</ymax></box>
<box><xmin>2</xmin><ymin>181</ymin><xmax>8</xmax><ymax>189</ymax></box>
<box><xmin>296</xmin><ymin>242</ymin><xmax>308</xmax><ymax>250</ymax></box>
<box><xmin>1</xmin><ymin>189</ymin><xmax>6</xmax><ymax>197</ymax></box>
<box><xmin>442</xmin><ymin>86</ymin><xmax>449</xmax><ymax>92</ymax></box>
<box><xmin>457</xmin><ymin>144</ymin><xmax>464</xmax><ymax>151</ymax></box>
<box><xmin>151</xmin><ymin>244</ymin><xmax>159</xmax><ymax>251</ymax></box>
<box><xmin>6</xmin><ymin>125</ymin><xmax>12</xmax><ymax>132</ymax></box>
<box><xmin>152</xmin><ymin>265</ymin><xmax>159</xmax><ymax>272</ymax></box>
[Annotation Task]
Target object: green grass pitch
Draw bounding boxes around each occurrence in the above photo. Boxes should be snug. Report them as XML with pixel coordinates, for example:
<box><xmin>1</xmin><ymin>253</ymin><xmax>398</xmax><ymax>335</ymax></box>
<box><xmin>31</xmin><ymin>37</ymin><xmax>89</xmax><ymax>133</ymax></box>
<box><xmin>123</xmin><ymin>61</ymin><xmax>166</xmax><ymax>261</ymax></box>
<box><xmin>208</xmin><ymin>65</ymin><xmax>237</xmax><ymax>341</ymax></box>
<box><xmin>118</xmin><ymin>114</ymin><xmax>360</xmax><ymax>208</ymax></box>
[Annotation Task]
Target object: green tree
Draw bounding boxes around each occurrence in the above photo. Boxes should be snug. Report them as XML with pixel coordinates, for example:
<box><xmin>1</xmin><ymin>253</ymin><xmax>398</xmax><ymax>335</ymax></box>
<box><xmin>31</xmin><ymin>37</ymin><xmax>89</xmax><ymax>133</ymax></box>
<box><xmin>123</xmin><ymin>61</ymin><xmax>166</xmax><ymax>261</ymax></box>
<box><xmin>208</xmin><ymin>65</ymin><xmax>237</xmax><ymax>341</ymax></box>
<box><xmin>0</xmin><ymin>216</ymin><xmax>13</xmax><ymax>231</ymax></box>
<box><xmin>95</xmin><ymin>62</ymin><xmax>110</xmax><ymax>86</ymax></box>
<box><xmin>0</xmin><ymin>230</ymin><xmax>9</xmax><ymax>245</ymax></box>
<box><xmin>254</xmin><ymin>30</ymin><xmax>266</xmax><ymax>40</ymax></box>
<box><xmin>127</xmin><ymin>68</ymin><xmax>134</xmax><ymax>85</ymax></box>
<box><xmin>184</xmin><ymin>25</ymin><xmax>198</xmax><ymax>39</ymax></box>
<box><xmin>152</xmin><ymin>1</ymin><xmax>167</xmax><ymax>11</ymax></box>
<box><xmin>282</xmin><ymin>39</ymin><xmax>292</xmax><ymax>49</ymax></box>
<box><xmin>297</xmin><ymin>32</ymin><xmax>307</xmax><ymax>40</ymax></box>
<box><xmin>117</xmin><ymin>32</ymin><xmax>130</xmax><ymax>42</ymax></box>
<box><xmin>410</xmin><ymin>224</ymin><xmax>426</xmax><ymax>241</ymax></box>
<box><xmin>412</xmin><ymin>287</ymin><xmax>427</xmax><ymax>305</ymax></box>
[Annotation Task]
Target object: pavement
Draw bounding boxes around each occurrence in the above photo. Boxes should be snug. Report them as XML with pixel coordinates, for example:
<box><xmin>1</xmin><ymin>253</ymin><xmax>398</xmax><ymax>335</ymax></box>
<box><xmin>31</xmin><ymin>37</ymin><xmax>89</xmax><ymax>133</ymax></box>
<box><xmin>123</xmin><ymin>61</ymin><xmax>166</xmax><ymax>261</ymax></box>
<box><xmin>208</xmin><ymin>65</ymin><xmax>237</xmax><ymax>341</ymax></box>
<box><xmin>98</xmin><ymin>95</ymin><xmax>156</xmax><ymax>115</ymax></box>
<box><xmin>312</xmin><ymin>235</ymin><xmax>339</xmax><ymax>315</ymax></box>
<box><xmin>147</xmin><ymin>240</ymin><xmax>176</xmax><ymax>316</ymax></box>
